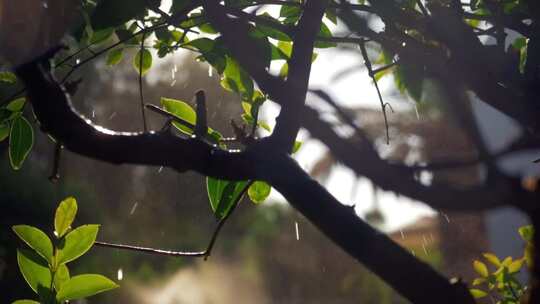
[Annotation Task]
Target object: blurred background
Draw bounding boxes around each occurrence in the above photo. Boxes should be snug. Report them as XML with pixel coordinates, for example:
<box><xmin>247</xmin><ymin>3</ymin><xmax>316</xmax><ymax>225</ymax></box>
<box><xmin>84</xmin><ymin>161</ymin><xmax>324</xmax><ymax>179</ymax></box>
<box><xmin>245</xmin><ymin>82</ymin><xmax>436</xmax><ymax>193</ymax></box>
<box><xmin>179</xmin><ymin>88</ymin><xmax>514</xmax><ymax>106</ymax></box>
<box><xmin>0</xmin><ymin>14</ymin><xmax>534</xmax><ymax>303</ymax></box>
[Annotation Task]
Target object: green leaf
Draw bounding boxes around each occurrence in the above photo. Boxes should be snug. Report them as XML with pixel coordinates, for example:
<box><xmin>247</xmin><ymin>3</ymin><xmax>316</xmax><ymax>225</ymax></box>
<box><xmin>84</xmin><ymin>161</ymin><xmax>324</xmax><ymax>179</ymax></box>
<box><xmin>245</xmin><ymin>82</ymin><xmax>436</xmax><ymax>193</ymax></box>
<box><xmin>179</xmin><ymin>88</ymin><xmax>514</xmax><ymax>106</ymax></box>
<box><xmin>221</xmin><ymin>56</ymin><xmax>254</xmax><ymax>100</ymax></box>
<box><xmin>12</xmin><ymin>300</ymin><xmax>40</xmax><ymax>304</ymax></box>
<box><xmin>54</xmin><ymin>264</ymin><xmax>70</xmax><ymax>292</ymax></box>
<box><xmin>160</xmin><ymin>97</ymin><xmax>196</xmax><ymax>134</ymax></box>
<box><xmin>91</xmin><ymin>0</ymin><xmax>149</xmax><ymax>30</ymax></box>
<box><xmin>472</xmin><ymin>278</ymin><xmax>486</xmax><ymax>286</ymax></box>
<box><xmin>248</xmin><ymin>181</ymin><xmax>271</xmax><ymax>204</ymax></box>
<box><xmin>314</xmin><ymin>22</ymin><xmax>336</xmax><ymax>48</ymax></box>
<box><xmin>279</xmin><ymin>62</ymin><xmax>289</xmax><ymax>78</ymax></box>
<box><xmin>56</xmin><ymin>224</ymin><xmax>99</xmax><ymax>265</ymax></box>
<box><xmin>207</xmin><ymin>178</ymin><xmax>249</xmax><ymax>219</ymax></box>
<box><xmin>186</xmin><ymin>38</ymin><xmax>227</xmax><ymax>73</ymax></box>
<box><xmin>56</xmin><ymin>274</ymin><xmax>119</xmax><ymax>302</ymax></box>
<box><xmin>0</xmin><ymin>71</ymin><xmax>17</xmax><ymax>83</ymax></box>
<box><xmin>483</xmin><ymin>253</ymin><xmax>501</xmax><ymax>267</ymax></box>
<box><xmin>271</xmin><ymin>43</ymin><xmax>289</xmax><ymax>60</ymax></box>
<box><xmin>17</xmin><ymin>249</ymin><xmax>52</xmax><ymax>295</ymax></box>
<box><xmin>469</xmin><ymin>288</ymin><xmax>487</xmax><ymax>299</ymax></box>
<box><xmin>9</xmin><ymin>115</ymin><xmax>34</xmax><ymax>170</ymax></box>
<box><xmin>0</xmin><ymin>122</ymin><xmax>9</xmax><ymax>142</ymax></box>
<box><xmin>518</xmin><ymin>225</ymin><xmax>534</xmax><ymax>242</ymax></box>
<box><xmin>55</xmin><ymin>197</ymin><xmax>78</xmax><ymax>238</ymax></box>
<box><xmin>394</xmin><ymin>64</ymin><xmax>424</xmax><ymax>102</ymax></box>
<box><xmin>6</xmin><ymin>97</ymin><xmax>25</xmax><ymax>112</ymax></box>
<box><xmin>106</xmin><ymin>48</ymin><xmax>124</xmax><ymax>66</ymax></box>
<box><xmin>12</xmin><ymin>225</ymin><xmax>53</xmax><ymax>264</ymax></box>
<box><xmin>508</xmin><ymin>258</ymin><xmax>524</xmax><ymax>274</ymax></box>
<box><xmin>473</xmin><ymin>260</ymin><xmax>489</xmax><ymax>277</ymax></box>
<box><xmin>512</xmin><ymin>37</ymin><xmax>528</xmax><ymax>74</ymax></box>
<box><xmin>280</xmin><ymin>5</ymin><xmax>301</xmax><ymax>24</ymax></box>
<box><xmin>292</xmin><ymin>140</ymin><xmax>302</xmax><ymax>153</ymax></box>
<box><xmin>133</xmin><ymin>49</ymin><xmax>153</xmax><ymax>76</ymax></box>
<box><xmin>277</xmin><ymin>41</ymin><xmax>292</xmax><ymax>57</ymax></box>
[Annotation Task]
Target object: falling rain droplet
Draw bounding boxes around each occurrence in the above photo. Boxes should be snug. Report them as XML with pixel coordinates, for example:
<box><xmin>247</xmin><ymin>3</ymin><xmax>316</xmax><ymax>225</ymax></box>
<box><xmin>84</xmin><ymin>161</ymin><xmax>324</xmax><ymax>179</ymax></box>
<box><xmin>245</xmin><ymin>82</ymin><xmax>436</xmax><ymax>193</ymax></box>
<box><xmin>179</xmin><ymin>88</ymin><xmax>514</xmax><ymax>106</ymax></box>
<box><xmin>208</xmin><ymin>66</ymin><xmax>213</xmax><ymax>77</ymax></box>
<box><xmin>158</xmin><ymin>166</ymin><xmax>163</xmax><ymax>173</ymax></box>
<box><xmin>129</xmin><ymin>202</ymin><xmax>138</xmax><ymax>216</ymax></box>
<box><xmin>401</xmin><ymin>42</ymin><xmax>407</xmax><ymax>47</ymax></box>
<box><xmin>75</xmin><ymin>58</ymin><xmax>81</xmax><ymax>65</ymax></box>
<box><xmin>92</xmin><ymin>110</ymin><xmax>95</xmax><ymax>118</ymax></box>
<box><xmin>42</xmin><ymin>1</ymin><xmax>48</xmax><ymax>9</ymax></box>
<box><xmin>411</xmin><ymin>250</ymin><xmax>416</xmax><ymax>257</ymax></box>
<box><xmin>170</xmin><ymin>79</ymin><xmax>177</xmax><ymax>87</ymax></box>
<box><xmin>108</xmin><ymin>112</ymin><xmax>117</xmax><ymax>120</ymax></box>
<box><xmin>422</xmin><ymin>243</ymin><xmax>428</xmax><ymax>255</ymax></box>
<box><xmin>441</xmin><ymin>212</ymin><xmax>451</xmax><ymax>223</ymax></box>
<box><xmin>295</xmin><ymin>221</ymin><xmax>300</xmax><ymax>241</ymax></box>
<box><xmin>171</xmin><ymin>68</ymin><xmax>175</xmax><ymax>80</ymax></box>
<box><xmin>414</xmin><ymin>103</ymin><xmax>420</xmax><ymax>120</ymax></box>
<box><xmin>117</xmin><ymin>268</ymin><xmax>123</xmax><ymax>281</ymax></box>
<box><xmin>400</xmin><ymin>229</ymin><xmax>405</xmax><ymax>240</ymax></box>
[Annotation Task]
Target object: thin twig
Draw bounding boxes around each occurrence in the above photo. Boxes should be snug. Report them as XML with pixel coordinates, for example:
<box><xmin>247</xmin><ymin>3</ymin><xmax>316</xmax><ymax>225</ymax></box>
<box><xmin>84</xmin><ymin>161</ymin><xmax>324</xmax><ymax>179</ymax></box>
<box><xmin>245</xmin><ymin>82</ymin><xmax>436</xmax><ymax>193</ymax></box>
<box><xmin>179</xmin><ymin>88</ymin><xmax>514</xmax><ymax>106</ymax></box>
<box><xmin>94</xmin><ymin>241</ymin><xmax>206</xmax><ymax>257</ymax></box>
<box><xmin>359</xmin><ymin>41</ymin><xmax>390</xmax><ymax>144</ymax></box>
<box><xmin>94</xmin><ymin>181</ymin><xmax>253</xmax><ymax>259</ymax></box>
<box><xmin>48</xmin><ymin>143</ymin><xmax>62</xmax><ymax>183</ymax></box>
<box><xmin>194</xmin><ymin>90</ymin><xmax>208</xmax><ymax>137</ymax></box>
<box><xmin>138</xmin><ymin>26</ymin><xmax>148</xmax><ymax>132</ymax></box>
<box><xmin>204</xmin><ymin>181</ymin><xmax>253</xmax><ymax>259</ymax></box>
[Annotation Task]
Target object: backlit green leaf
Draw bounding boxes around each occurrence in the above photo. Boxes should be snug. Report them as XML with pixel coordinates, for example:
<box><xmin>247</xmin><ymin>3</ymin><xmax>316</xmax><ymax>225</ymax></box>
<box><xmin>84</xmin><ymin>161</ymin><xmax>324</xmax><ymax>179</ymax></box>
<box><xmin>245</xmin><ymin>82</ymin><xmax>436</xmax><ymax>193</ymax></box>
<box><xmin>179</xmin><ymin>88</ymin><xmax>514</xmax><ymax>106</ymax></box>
<box><xmin>6</xmin><ymin>97</ymin><xmax>25</xmax><ymax>112</ymax></box>
<box><xmin>221</xmin><ymin>56</ymin><xmax>254</xmax><ymax>100</ymax></box>
<box><xmin>55</xmin><ymin>197</ymin><xmax>78</xmax><ymax>238</ymax></box>
<box><xmin>473</xmin><ymin>260</ymin><xmax>489</xmax><ymax>277</ymax></box>
<box><xmin>54</xmin><ymin>264</ymin><xmax>70</xmax><ymax>292</ymax></box>
<box><xmin>292</xmin><ymin>140</ymin><xmax>302</xmax><ymax>153</ymax></box>
<box><xmin>0</xmin><ymin>71</ymin><xmax>17</xmax><ymax>83</ymax></box>
<box><xmin>17</xmin><ymin>249</ymin><xmax>52</xmax><ymax>295</ymax></box>
<box><xmin>56</xmin><ymin>274</ymin><xmax>118</xmax><ymax>302</ymax></box>
<box><xmin>9</xmin><ymin>115</ymin><xmax>34</xmax><ymax>170</ymax></box>
<box><xmin>518</xmin><ymin>225</ymin><xmax>534</xmax><ymax>242</ymax></box>
<box><xmin>160</xmin><ymin>97</ymin><xmax>196</xmax><ymax>134</ymax></box>
<box><xmin>469</xmin><ymin>288</ymin><xmax>487</xmax><ymax>299</ymax></box>
<box><xmin>207</xmin><ymin>178</ymin><xmax>249</xmax><ymax>219</ymax></box>
<box><xmin>56</xmin><ymin>224</ymin><xmax>99</xmax><ymax>265</ymax></box>
<box><xmin>248</xmin><ymin>181</ymin><xmax>271</xmax><ymax>204</ymax></box>
<box><xmin>133</xmin><ymin>49</ymin><xmax>153</xmax><ymax>76</ymax></box>
<box><xmin>315</xmin><ymin>22</ymin><xmax>336</xmax><ymax>48</ymax></box>
<box><xmin>483</xmin><ymin>253</ymin><xmax>501</xmax><ymax>267</ymax></box>
<box><xmin>12</xmin><ymin>225</ymin><xmax>53</xmax><ymax>264</ymax></box>
<box><xmin>106</xmin><ymin>48</ymin><xmax>124</xmax><ymax>66</ymax></box>
<box><xmin>508</xmin><ymin>258</ymin><xmax>524</xmax><ymax>273</ymax></box>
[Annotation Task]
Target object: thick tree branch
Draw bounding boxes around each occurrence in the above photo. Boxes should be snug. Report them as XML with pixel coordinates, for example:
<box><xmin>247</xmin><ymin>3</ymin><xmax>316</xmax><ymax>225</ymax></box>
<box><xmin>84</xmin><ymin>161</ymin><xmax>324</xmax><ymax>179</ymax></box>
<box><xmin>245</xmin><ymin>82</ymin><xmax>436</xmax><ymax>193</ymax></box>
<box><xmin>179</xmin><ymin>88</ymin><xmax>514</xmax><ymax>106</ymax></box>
<box><xmin>16</xmin><ymin>57</ymin><xmax>476</xmax><ymax>304</ymax></box>
<box><xmin>271</xmin><ymin>0</ymin><xmax>328</xmax><ymax>151</ymax></box>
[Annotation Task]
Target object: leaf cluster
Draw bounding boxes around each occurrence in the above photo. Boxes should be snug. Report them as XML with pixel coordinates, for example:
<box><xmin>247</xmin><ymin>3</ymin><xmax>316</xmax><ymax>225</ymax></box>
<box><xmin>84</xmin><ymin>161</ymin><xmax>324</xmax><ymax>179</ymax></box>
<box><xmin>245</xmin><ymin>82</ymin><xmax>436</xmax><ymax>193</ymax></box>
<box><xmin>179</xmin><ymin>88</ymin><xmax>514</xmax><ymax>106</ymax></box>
<box><xmin>12</xmin><ymin>197</ymin><xmax>118</xmax><ymax>304</ymax></box>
